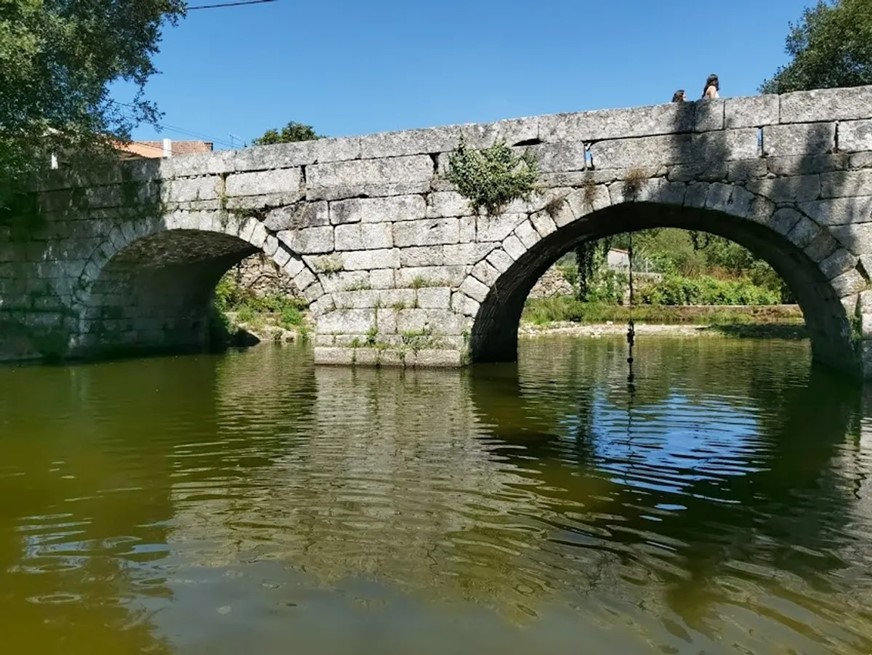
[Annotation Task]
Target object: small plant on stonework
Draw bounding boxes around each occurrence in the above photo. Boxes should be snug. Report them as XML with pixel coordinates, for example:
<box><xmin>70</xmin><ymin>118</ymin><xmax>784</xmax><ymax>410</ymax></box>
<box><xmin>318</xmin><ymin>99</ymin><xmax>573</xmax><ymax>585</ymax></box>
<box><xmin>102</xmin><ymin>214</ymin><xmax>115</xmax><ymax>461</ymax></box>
<box><xmin>582</xmin><ymin>176</ymin><xmax>599</xmax><ymax>209</ymax></box>
<box><xmin>543</xmin><ymin>195</ymin><xmax>567</xmax><ymax>220</ymax></box>
<box><xmin>365</xmin><ymin>326</ymin><xmax>378</xmax><ymax>347</ymax></box>
<box><xmin>315</xmin><ymin>255</ymin><xmax>344</xmax><ymax>274</ymax></box>
<box><xmin>446</xmin><ymin>137</ymin><xmax>539</xmax><ymax>215</ymax></box>
<box><xmin>623</xmin><ymin>168</ymin><xmax>648</xmax><ymax>200</ymax></box>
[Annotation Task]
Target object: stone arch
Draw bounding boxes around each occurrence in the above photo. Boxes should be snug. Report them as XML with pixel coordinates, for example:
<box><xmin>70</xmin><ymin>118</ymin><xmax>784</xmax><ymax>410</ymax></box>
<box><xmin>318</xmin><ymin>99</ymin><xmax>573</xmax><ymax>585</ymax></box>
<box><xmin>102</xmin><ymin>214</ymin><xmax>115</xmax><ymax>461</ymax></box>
<box><xmin>460</xmin><ymin>182</ymin><xmax>861</xmax><ymax>376</ymax></box>
<box><xmin>71</xmin><ymin>211</ymin><xmax>326</xmax><ymax>357</ymax></box>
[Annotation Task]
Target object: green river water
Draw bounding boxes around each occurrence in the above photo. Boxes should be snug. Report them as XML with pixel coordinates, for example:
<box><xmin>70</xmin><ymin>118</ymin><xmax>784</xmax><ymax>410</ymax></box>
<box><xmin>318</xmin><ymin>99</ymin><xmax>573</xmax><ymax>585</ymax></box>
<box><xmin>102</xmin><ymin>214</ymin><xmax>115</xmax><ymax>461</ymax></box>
<box><xmin>1</xmin><ymin>336</ymin><xmax>872</xmax><ymax>654</ymax></box>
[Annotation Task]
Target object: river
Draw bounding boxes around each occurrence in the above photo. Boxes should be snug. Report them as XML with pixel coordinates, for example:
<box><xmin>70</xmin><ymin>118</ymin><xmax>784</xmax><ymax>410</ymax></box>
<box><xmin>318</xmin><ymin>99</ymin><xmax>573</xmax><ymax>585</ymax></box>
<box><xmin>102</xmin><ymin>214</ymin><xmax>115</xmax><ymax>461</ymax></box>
<box><xmin>1</xmin><ymin>336</ymin><xmax>871</xmax><ymax>654</ymax></box>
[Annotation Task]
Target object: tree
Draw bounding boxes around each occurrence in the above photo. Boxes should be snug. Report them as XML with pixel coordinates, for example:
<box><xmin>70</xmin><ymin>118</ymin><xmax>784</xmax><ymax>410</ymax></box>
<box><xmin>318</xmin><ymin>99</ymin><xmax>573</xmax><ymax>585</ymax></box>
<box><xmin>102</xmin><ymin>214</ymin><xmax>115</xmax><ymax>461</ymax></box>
<box><xmin>252</xmin><ymin>122</ymin><xmax>321</xmax><ymax>145</ymax></box>
<box><xmin>0</xmin><ymin>1</ymin><xmax>186</xmax><ymax>213</ymax></box>
<box><xmin>761</xmin><ymin>0</ymin><xmax>872</xmax><ymax>93</ymax></box>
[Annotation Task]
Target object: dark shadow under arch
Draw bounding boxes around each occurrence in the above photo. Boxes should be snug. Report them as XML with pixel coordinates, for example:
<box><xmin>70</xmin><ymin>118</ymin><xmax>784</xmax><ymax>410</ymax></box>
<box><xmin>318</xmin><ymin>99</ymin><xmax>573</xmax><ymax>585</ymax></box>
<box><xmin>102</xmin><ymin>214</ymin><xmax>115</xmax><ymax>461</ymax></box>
<box><xmin>470</xmin><ymin>202</ymin><xmax>856</xmax><ymax>375</ymax></box>
<box><xmin>79</xmin><ymin>229</ymin><xmax>258</xmax><ymax>357</ymax></box>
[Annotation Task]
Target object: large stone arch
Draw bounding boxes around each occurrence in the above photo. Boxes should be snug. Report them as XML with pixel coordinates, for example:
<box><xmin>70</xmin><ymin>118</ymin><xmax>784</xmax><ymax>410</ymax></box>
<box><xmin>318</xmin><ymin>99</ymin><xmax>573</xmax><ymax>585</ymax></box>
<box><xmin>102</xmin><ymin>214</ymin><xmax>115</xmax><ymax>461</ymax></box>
<box><xmin>461</xmin><ymin>182</ymin><xmax>862</xmax><ymax>376</ymax></box>
<box><xmin>70</xmin><ymin>211</ymin><xmax>326</xmax><ymax>357</ymax></box>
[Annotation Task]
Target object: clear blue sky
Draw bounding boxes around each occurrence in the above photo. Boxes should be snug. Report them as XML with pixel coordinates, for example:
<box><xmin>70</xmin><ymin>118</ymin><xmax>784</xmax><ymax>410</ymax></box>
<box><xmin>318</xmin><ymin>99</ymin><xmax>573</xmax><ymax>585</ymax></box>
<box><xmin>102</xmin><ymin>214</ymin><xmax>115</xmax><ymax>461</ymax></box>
<box><xmin>124</xmin><ymin>0</ymin><xmax>811</xmax><ymax>149</ymax></box>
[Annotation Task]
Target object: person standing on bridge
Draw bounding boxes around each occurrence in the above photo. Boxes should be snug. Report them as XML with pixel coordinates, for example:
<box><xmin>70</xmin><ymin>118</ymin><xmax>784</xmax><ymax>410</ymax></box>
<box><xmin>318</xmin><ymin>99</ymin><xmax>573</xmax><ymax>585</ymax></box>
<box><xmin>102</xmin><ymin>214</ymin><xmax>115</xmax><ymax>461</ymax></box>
<box><xmin>702</xmin><ymin>74</ymin><xmax>720</xmax><ymax>99</ymax></box>
<box><xmin>672</xmin><ymin>89</ymin><xmax>686</xmax><ymax>102</ymax></box>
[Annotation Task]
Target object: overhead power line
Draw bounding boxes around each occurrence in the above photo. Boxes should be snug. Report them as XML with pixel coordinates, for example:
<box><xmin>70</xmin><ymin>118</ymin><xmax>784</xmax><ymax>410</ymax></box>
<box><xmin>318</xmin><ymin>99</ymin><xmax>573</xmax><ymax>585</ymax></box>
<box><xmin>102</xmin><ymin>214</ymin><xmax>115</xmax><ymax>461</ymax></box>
<box><xmin>187</xmin><ymin>0</ymin><xmax>278</xmax><ymax>9</ymax></box>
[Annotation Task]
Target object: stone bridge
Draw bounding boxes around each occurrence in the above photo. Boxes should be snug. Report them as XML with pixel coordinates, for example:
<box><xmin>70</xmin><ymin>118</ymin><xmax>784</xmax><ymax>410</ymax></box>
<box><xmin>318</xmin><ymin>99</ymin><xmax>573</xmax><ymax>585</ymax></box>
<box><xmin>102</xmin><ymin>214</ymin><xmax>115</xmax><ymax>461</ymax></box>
<box><xmin>2</xmin><ymin>86</ymin><xmax>872</xmax><ymax>377</ymax></box>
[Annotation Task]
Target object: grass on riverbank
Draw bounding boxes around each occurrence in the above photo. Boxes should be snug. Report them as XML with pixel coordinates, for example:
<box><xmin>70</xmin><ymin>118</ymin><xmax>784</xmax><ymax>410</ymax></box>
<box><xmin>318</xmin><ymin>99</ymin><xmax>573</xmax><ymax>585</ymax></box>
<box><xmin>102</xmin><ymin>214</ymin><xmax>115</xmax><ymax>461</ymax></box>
<box><xmin>522</xmin><ymin>297</ymin><xmax>805</xmax><ymax>333</ymax></box>
<box><xmin>212</xmin><ymin>277</ymin><xmax>310</xmax><ymax>341</ymax></box>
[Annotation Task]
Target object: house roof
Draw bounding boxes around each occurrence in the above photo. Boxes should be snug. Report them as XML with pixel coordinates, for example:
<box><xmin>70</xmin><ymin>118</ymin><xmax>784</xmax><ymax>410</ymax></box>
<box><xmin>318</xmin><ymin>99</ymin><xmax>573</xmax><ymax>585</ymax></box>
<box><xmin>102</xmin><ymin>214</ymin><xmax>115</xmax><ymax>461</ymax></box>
<box><xmin>115</xmin><ymin>140</ymin><xmax>213</xmax><ymax>159</ymax></box>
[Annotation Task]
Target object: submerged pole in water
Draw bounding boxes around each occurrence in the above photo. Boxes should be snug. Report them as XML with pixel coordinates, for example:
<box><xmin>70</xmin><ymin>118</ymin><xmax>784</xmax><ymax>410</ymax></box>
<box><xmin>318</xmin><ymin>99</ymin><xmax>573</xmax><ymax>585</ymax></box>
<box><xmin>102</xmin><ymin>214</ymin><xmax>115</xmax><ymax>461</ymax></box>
<box><xmin>627</xmin><ymin>232</ymin><xmax>636</xmax><ymax>394</ymax></box>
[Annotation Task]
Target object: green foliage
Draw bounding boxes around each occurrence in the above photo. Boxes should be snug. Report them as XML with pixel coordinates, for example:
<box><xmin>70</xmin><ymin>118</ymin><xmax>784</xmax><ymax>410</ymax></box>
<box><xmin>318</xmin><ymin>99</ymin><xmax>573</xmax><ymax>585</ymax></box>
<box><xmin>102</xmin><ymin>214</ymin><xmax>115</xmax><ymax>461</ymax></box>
<box><xmin>252</xmin><ymin>121</ymin><xmax>321</xmax><ymax>145</ymax></box>
<box><xmin>573</xmin><ymin>239</ymin><xmax>612</xmax><ymax>301</ymax></box>
<box><xmin>638</xmin><ymin>275</ymin><xmax>781</xmax><ymax>306</ymax></box>
<box><xmin>446</xmin><ymin>138</ymin><xmax>538</xmax><ymax>214</ymax></box>
<box><xmin>761</xmin><ymin>0</ymin><xmax>872</xmax><ymax>93</ymax></box>
<box><xmin>0</xmin><ymin>0</ymin><xmax>185</xmax><ymax>212</ymax></box>
<box><xmin>522</xmin><ymin>297</ymin><xmax>803</xmax><ymax>327</ymax></box>
<box><xmin>213</xmin><ymin>276</ymin><xmax>308</xmax><ymax>328</ymax></box>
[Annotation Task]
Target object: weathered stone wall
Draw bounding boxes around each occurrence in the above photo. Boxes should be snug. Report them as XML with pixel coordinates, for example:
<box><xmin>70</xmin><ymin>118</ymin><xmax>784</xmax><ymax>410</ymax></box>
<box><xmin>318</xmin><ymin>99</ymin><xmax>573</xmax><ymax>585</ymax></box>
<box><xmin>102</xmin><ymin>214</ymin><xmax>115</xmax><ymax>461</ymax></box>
<box><xmin>528</xmin><ymin>265</ymin><xmax>574</xmax><ymax>299</ymax></box>
<box><xmin>2</xmin><ymin>85</ymin><xmax>872</xmax><ymax>376</ymax></box>
<box><xmin>226</xmin><ymin>253</ymin><xmax>303</xmax><ymax>300</ymax></box>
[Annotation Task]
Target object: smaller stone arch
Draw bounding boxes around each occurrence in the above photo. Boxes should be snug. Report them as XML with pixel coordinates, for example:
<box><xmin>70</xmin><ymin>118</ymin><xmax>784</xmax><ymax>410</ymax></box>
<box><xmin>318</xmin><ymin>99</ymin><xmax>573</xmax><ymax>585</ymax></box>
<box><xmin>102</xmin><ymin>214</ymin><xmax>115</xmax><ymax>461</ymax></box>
<box><xmin>71</xmin><ymin>210</ymin><xmax>326</xmax><ymax>357</ymax></box>
<box><xmin>459</xmin><ymin>179</ymin><xmax>863</xmax><ymax>377</ymax></box>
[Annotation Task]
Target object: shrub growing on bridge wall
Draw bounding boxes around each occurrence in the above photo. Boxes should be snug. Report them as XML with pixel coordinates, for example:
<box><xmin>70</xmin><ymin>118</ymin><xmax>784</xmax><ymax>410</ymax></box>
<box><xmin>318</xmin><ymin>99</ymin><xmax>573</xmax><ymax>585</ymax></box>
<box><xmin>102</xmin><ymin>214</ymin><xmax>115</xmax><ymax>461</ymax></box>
<box><xmin>446</xmin><ymin>139</ymin><xmax>538</xmax><ymax>214</ymax></box>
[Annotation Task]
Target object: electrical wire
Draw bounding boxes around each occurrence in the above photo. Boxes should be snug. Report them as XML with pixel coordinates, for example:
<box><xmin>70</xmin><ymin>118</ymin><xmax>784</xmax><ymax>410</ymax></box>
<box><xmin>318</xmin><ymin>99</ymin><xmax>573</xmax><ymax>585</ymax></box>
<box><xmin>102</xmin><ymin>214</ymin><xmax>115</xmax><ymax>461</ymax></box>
<box><xmin>187</xmin><ymin>0</ymin><xmax>278</xmax><ymax>9</ymax></box>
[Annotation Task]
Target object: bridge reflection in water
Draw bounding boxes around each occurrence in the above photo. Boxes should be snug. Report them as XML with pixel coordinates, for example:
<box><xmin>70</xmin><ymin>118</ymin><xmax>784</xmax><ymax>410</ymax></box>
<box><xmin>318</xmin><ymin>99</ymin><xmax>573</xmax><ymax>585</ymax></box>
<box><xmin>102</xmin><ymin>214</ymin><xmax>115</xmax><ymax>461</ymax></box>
<box><xmin>1</xmin><ymin>338</ymin><xmax>872</xmax><ymax>653</ymax></box>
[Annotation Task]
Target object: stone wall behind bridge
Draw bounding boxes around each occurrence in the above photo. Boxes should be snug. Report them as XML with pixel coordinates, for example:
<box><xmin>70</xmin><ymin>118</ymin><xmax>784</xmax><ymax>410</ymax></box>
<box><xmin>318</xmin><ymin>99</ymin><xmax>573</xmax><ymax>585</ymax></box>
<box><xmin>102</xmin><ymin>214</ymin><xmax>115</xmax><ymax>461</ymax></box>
<box><xmin>2</xmin><ymin>85</ymin><xmax>872</xmax><ymax>377</ymax></box>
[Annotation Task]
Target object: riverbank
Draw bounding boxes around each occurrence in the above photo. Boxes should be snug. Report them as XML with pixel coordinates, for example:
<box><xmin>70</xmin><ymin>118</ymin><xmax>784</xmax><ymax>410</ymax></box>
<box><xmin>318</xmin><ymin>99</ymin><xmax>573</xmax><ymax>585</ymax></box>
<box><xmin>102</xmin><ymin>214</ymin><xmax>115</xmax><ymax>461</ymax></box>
<box><xmin>519</xmin><ymin>321</ymin><xmax>808</xmax><ymax>340</ymax></box>
<box><xmin>519</xmin><ymin>302</ymin><xmax>807</xmax><ymax>340</ymax></box>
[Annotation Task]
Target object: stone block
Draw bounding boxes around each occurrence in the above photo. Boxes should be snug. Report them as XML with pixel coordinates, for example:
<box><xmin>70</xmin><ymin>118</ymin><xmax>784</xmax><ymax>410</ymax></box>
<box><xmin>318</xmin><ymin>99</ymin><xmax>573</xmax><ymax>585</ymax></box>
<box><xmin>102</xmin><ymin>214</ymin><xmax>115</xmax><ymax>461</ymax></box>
<box><xmin>694</xmin><ymin>129</ymin><xmax>760</xmax><ymax>161</ymax></box>
<box><xmin>840</xmin><ymin>119</ymin><xmax>872</xmax><ymax>152</ymax></box>
<box><xmin>471</xmin><ymin>260</ymin><xmax>499</xmax><ymax>286</ymax></box>
<box><xmin>768</xmin><ymin>207</ymin><xmax>803</xmax><ymax>235</ymax></box>
<box><xmin>747</xmin><ymin>175</ymin><xmax>821</xmax><ymax>203</ymax></box>
<box><xmin>277</xmin><ymin>226</ymin><xmax>334</xmax><ymax>254</ymax></box>
<box><xmin>831</xmin><ymin>269</ymin><xmax>867</xmax><ymax>297</ymax></box>
<box><xmin>763</xmin><ymin>123</ymin><xmax>836</xmax><ymax>157</ymax></box>
<box><xmin>332</xmin><ymin>290</ymin><xmax>380</xmax><ymax>309</ymax></box>
<box><xmin>459</xmin><ymin>117</ymin><xmax>539</xmax><ymax>149</ymax></box>
<box><xmin>526</xmin><ymin>143</ymin><xmax>586</xmax><ymax>172</ymax></box>
<box><xmin>798</xmin><ymin>197</ymin><xmax>872</xmax><ymax>226</ymax></box>
<box><xmin>820</xmin><ymin>170</ymin><xmax>872</xmax><ymax>198</ymax></box>
<box><xmin>427</xmin><ymin>192</ymin><xmax>470</xmax><ymax>218</ymax></box>
<box><xmin>331</xmin><ymin>195</ymin><xmax>427</xmax><ymax>224</ymax></box>
<box><xmin>786</xmin><ymin>216</ymin><xmax>821</xmax><ymax>249</ymax></box>
<box><xmin>514</xmin><ymin>220</ymin><xmax>540</xmax><ymax>249</ymax></box>
<box><xmin>831</xmin><ymin>224</ymin><xmax>872</xmax><ymax>255</ymax></box>
<box><xmin>320</xmin><ymin>270</ymin><xmax>365</xmax><ymax>292</ymax></box>
<box><xmin>726</xmin><ymin>159</ymin><xmax>769</xmax><ymax>183</ymax></box>
<box><xmin>397</xmin><ymin>309</ymin><xmax>464</xmax><ymax>335</ymax></box>
<box><xmin>476</xmin><ymin>213</ymin><xmax>526</xmax><ymax>243</ymax></box>
<box><xmin>820</xmin><ymin>248</ymin><xmax>858</xmax><ymax>279</ymax></box>
<box><xmin>308</xmin><ymin>155</ymin><xmax>434</xmax><ymax>201</ymax></box>
<box><xmin>358</xmin><ymin>125</ymin><xmax>460</xmax><ymax>159</ymax></box>
<box><xmin>396</xmin><ymin>265</ymin><xmax>464</xmax><ymax>287</ymax></box>
<box><xmin>318</xmin><ymin>309</ymin><xmax>376</xmax><ymax>334</ymax></box>
<box><xmin>264</xmin><ymin>201</ymin><xmax>329</xmax><ymax>231</ymax></box>
<box><xmin>393</xmin><ymin>218</ymin><xmax>460</xmax><ymax>247</ymax></box>
<box><xmin>780</xmin><ymin>86</ymin><xmax>872</xmax><ymax>123</ymax></box>
<box><xmin>412</xmin><ymin>349</ymin><xmax>463</xmax><ymax>368</ymax></box>
<box><xmin>766</xmin><ymin>154</ymin><xmax>849</xmax><ymax>176</ymax></box>
<box><xmin>226</xmin><ymin>168</ymin><xmax>303</xmax><ymax>197</ymax></box>
<box><xmin>379</xmin><ymin>289</ymin><xmax>416</xmax><ymax>308</ymax></box>
<box><xmin>231</xmin><ymin>141</ymin><xmax>317</xmax><ymax>172</ymax></box>
<box><xmin>416</xmin><ymin>287</ymin><xmax>451</xmax><ymax>309</ymax></box>
<box><xmin>694</xmin><ymin>99</ymin><xmax>724</xmax><ymax>132</ymax></box>
<box><xmin>803</xmin><ymin>232</ymin><xmax>838</xmax><ymax>263</ymax></box>
<box><xmin>540</xmin><ymin>102</ymin><xmax>694</xmax><ymax>142</ymax></box>
<box><xmin>486</xmin><ymin>248</ymin><xmax>514</xmax><ymax>275</ymax></box>
<box><xmin>399</xmin><ymin>246</ymin><xmax>445</xmax><ymax>267</ymax></box>
<box><xmin>530</xmin><ymin>211</ymin><xmax>558</xmax><ymax>238</ymax></box>
<box><xmin>167</xmin><ymin>176</ymin><xmax>221</xmax><ymax>203</ymax></box>
<box><xmin>342</xmin><ymin>248</ymin><xmax>399</xmax><ymax>271</ymax></box>
<box><xmin>459</xmin><ymin>217</ymin><xmax>476</xmax><ymax>243</ymax></box>
<box><xmin>335</xmin><ymin>222</ymin><xmax>393</xmax><ymax>251</ymax></box>
<box><xmin>725</xmin><ymin>94</ymin><xmax>779</xmax><ymax>128</ymax></box>
<box><xmin>442</xmin><ymin>243</ymin><xmax>477</xmax><ymax>266</ymax></box>
<box><xmin>369</xmin><ymin>268</ymin><xmax>395</xmax><ymax>289</ymax></box>
<box><xmin>458</xmin><ymin>276</ymin><xmax>490</xmax><ymax>303</ymax></box>
<box><xmin>376</xmin><ymin>308</ymin><xmax>398</xmax><ymax>333</ymax></box>
<box><xmin>313</xmin><ymin>347</ymin><xmax>356</xmax><ymax>365</ymax></box>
